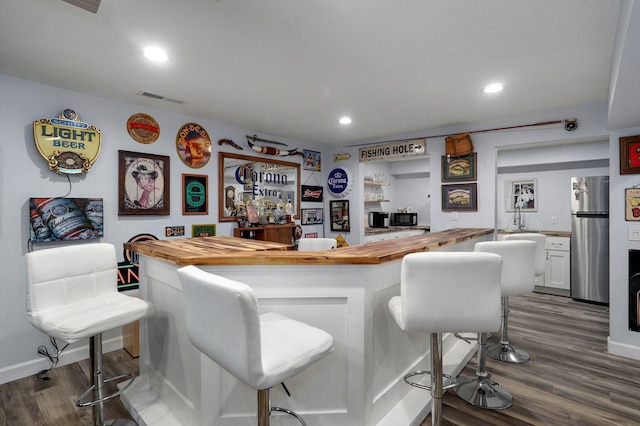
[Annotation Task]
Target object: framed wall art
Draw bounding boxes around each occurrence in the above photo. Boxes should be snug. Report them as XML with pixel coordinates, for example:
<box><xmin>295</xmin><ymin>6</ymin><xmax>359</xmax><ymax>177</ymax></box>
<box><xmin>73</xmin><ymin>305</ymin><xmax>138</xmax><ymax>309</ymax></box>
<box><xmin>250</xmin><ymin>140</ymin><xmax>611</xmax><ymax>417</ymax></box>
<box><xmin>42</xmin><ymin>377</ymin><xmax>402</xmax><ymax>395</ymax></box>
<box><xmin>505</xmin><ymin>178</ymin><xmax>537</xmax><ymax>212</ymax></box>
<box><xmin>166</xmin><ymin>226</ymin><xmax>185</xmax><ymax>237</ymax></box>
<box><xmin>620</xmin><ymin>135</ymin><xmax>640</xmax><ymax>175</ymax></box>
<box><xmin>441</xmin><ymin>153</ymin><xmax>477</xmax><ymax>182</ymax></box>
<box><xmin>118</xmin><ymin>150</ymin><xmax>170</xmax><ymax>216</ymax></box>
<box><xmin>182</xmin><ymin>174</ymin><xmax>208</xmax><ymax>215</ymax></box>
<box><xmin>29</xmin><ymin>197</ymin><xmax>103</xmax><ymax>242</ymax></box>
<box><xmin>301</xmin><ymin>208</ymin><xmax>323</xmax><ymax>225</ymax></box>
<box><xmin>626</xmin><ymin>188</ymin><xmax>640</xmax><ymax>221</ymax></box>
<box><xmin>301</xmin><ymin>185</ymin><xmax>324</xmax><ymax>202</ymax></box>
<box><xmin>303</xmin><ymin>149</ymin><xmax>321</xmax><ymax>171</ymax></box>
<box><xmin>218</xmin><ymin>152</ymin><xmax>301</xmax><ymax>222</ymax></box>
<box><xmin>330</xmin><ymin>200</ymin><xmax>350</xmax><ymax>232</ymax></box>
<box><xmin>192</xmin><ymin>224</ymin><xmax>216</xmax><ymax>237</ymax></box>
<box><xmin>442</xmin><ymin>183</ymin><xmax>477</xmax><ymax>211</ymax></box>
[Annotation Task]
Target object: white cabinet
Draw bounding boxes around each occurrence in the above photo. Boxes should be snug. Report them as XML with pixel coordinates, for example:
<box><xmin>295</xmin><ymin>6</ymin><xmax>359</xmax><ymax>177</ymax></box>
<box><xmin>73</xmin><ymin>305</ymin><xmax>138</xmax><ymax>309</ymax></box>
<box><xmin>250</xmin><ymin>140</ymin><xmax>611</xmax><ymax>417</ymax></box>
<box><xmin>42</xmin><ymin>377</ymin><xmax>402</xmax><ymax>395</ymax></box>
<box><xmin>364</xmin><ymin>234</ymin><xmax>386</xmax><ymax>243</ymax></box>
<box><xmin>544</xmin><ymin>237</ymin><xmax>570</xmax><ymax>291</ymax></box>
<box><xmin>405</xmin><ymin>229</ymin><xmax>426</xmax><ymax>237</ymax></box>
<box><xmin>364</xmin><ymin>229</ymin><xmax>426</xmax><ymax>243</ymax></box>
<box><xmin>496</xmin><ymin>233</ymin><xmax>571</xmax><ymax>292</ymax></box>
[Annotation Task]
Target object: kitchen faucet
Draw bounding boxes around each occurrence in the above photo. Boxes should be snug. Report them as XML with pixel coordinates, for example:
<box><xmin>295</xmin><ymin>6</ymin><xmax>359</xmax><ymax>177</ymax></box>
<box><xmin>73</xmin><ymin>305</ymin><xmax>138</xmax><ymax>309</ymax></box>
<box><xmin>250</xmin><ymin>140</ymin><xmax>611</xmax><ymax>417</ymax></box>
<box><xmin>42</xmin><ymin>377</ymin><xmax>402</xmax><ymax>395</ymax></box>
<box><xmin>513</xmin><ymin>204</ymin><xmax>525</xmax><ymax>231</ymax></box>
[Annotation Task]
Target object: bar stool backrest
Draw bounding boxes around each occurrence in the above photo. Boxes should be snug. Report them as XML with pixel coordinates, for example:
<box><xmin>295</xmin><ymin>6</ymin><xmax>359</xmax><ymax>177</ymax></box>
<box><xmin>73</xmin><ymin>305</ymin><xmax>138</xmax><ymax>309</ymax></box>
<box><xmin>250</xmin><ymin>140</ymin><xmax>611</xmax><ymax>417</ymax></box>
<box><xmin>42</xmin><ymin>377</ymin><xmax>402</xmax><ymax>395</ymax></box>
<box><xmin>397</xmin><ymin>251</ymin><xmax>503</xmax><ymax>333</ymax></box>
<box><xmin>25</xmin><ymin>243</ymin><xmax>119</xmax><ymax>342</ymax></box>
<box><xmin>177</xmin><ymin>265</ymin><xmax>261</xmax><ymax>388</ymax></box>
<box><xmin>475</xmin><ymin>240</ymin><xmax>536</xmax><ymax>297</ymax></box>
<box><xmin>503</xmin><ymin>233</ymin><xmax>546</xmax><ymax>276</ymax></box>
<box><xmin>26</xmin><ymin>243</ymin><xmax>117</xmax><ymax>312</ymax></box>
<box><xmin>298</xmin><ymin>238</ymin><xmax>337</xmax><ymax>251</ymax></box>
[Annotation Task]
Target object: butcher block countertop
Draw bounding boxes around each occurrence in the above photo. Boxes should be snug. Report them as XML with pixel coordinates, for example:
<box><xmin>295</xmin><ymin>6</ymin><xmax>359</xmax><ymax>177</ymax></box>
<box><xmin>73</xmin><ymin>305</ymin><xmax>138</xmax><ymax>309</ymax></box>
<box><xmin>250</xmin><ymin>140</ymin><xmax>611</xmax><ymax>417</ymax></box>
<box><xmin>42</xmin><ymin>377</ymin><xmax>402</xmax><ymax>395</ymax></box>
<box><xmin>364</xmin><ymin>225</ymin><xmax>431</xmax><ymax>236</ymax></box>
<box><xmin>126</xmin><ymin>228</ymin><xmax>493</xmax><ymax>267</ymax></box>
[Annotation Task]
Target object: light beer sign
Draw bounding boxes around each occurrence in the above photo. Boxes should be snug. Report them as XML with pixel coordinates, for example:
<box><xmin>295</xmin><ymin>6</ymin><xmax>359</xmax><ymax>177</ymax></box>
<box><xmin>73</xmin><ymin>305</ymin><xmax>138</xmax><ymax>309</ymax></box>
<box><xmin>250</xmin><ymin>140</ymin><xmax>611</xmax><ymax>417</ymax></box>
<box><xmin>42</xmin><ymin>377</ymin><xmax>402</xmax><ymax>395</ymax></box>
<box><xmin>33</xmin><ymin>109</ymin><xmax>102</xmax><ymax>174</ymax></box>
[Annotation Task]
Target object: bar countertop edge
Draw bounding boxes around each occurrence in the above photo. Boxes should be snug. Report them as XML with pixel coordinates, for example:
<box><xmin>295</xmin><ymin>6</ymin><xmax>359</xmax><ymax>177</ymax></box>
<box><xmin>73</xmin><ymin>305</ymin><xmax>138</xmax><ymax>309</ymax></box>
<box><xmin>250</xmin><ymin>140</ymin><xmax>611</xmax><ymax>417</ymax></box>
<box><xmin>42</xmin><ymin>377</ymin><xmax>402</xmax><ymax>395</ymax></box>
<box><xmin>125</xmin><ymin>227</ymin><xmax>494</xmax><ymax>266</ymax></box>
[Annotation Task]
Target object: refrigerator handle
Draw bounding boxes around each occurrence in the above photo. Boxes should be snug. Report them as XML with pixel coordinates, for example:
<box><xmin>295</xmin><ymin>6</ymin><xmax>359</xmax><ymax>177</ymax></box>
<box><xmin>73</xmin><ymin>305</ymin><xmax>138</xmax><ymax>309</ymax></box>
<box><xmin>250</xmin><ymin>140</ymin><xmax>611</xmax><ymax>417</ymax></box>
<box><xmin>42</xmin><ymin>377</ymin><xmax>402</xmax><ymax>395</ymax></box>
<box><xmin>575</xmin><ymin>212</ymin><xmax>609</xmax><ymax>218</ymax></box>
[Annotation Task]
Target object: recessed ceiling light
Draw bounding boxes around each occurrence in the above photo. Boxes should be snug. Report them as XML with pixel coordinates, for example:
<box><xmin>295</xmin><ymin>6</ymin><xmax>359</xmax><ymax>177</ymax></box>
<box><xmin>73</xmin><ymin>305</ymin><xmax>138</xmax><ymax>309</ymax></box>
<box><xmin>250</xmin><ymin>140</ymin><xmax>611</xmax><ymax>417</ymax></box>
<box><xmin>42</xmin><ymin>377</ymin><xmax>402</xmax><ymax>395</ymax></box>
<box><xmin>483</xmin><ymin>83</ymin><xmax>504</xmax><ymax>94</ymax></box>
<box><xmin>339</xmin><ymin>116</ymin><xmax>352</xmax><ymax>125</ymax></box>
<box><xmin>143</xmin><ymin>46</ymin><xmax>168</xmax><ymax>63</ymax></box>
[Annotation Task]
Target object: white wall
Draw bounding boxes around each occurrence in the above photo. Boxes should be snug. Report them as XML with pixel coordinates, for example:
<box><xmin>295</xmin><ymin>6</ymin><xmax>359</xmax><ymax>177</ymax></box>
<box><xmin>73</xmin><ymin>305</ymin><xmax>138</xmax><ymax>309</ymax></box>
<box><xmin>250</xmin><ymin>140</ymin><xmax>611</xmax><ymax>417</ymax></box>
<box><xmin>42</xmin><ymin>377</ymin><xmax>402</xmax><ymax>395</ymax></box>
<box><xmin>496</xmin><ymin>167</ymin><xmax>609</xmax><ymax>232</ymax></box>
<box><xmin>3</xmin><ymin>74</ymin><xmax>640</xmax><ymax>386</ymax></box>
<box><xmin>496</xmin><ymin>139</ymin><xmax>609</xmax><ymax>232</ymax></box>
<box><xmin>392</xmin><ymin>176</ymin><xmax>430</xmax><ymax>226</ymax></box>
<box><xmin>0</xmin><ymin>74</ymin><xmax>320</xmax><ymax>383</ymax></box>
<box><xmin>422</xmin><ymin>103</ymin><xmax>610</xmax><ymax>232</ymax></box>
<box><xmin>609</xmin><ymin>126</ymin><xmax>640</xmax><ymax>359</ymax></box>
<box><xmin>361</xmin><ymin>157</ymin><xmax>431</xmax><ymax>226</ymax></box>
<box><xmin>346</xmin><ymin>102</ymin><xmax>640</xmax><ymax>361</ymax></box>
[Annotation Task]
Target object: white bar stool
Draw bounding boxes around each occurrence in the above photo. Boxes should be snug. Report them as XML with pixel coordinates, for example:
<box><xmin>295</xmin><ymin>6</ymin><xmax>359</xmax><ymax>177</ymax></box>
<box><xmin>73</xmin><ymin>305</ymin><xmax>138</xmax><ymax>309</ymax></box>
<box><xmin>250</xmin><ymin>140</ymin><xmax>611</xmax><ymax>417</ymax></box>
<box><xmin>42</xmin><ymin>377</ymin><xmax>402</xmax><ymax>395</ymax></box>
<box><xmin>453</xmin><ymin>240</ymin><xmax>535</xmax><ymax>410</ymax></box>
<box><xmin>177</xmin><ymin>265</ymin><xmax>334</xmax><ymax>426</ymax></box>
<box><xmin>388</xmin><ymin>251</ymin><xmax>503</xmax><ymax>426</ymax></box>
<box><xmin>25</xmin><ymin>243</ymin><xmax>155</xmax><ymax>426</ymax></box>
<box><xmin>297</xmin><ymin>237</ymin><xmax>337</xmax><ymax>251</ymax></box>
<box><xmin>490</xmin><ymin>233</ymin><xmax>546</xmax><ymax>363</ymax></box>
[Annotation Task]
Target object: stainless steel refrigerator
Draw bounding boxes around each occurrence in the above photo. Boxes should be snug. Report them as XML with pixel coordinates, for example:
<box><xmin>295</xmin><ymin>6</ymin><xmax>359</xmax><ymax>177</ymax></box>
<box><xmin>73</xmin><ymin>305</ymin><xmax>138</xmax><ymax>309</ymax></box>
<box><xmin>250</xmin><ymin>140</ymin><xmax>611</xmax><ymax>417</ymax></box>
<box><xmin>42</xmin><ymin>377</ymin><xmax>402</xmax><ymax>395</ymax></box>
<box><xmin>570</xmin><ymin>176</ymin><xmax>609</xmax><ymax>304</ymax></box>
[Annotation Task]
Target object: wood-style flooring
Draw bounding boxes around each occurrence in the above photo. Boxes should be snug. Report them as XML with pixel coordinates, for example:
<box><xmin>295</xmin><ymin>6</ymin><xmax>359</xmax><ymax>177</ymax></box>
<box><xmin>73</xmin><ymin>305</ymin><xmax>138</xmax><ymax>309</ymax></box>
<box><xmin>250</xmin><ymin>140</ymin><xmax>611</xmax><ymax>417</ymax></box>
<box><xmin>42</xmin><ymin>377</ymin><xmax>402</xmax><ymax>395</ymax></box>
<box><xmin>1</xmin><ymin>292</ymin><xmax>638</xmax><ymax>425</ymax></box>
<box><xmin>421</xmin><ymin>292</ymin><xmax>640</xmax><ymax>426</ymax></box>
<box><xmin>0</xmin><ymin>348</ymin><xmax>137</xmax><ymax>425</ymax></box>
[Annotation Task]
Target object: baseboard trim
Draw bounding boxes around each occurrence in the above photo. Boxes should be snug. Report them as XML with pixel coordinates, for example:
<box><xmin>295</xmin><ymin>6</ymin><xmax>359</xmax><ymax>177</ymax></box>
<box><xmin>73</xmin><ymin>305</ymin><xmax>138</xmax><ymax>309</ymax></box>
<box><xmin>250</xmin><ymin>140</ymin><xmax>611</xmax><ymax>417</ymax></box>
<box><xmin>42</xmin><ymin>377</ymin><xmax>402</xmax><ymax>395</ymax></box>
<box><xmin>607</xmin><ymin>337</ymin><xmax>640</xmax><ymax>361</ymax></box>
<box><xmin>0</xmin><ymin>336</ymin><xmax>123</xmax><ymax>385</ymax></box>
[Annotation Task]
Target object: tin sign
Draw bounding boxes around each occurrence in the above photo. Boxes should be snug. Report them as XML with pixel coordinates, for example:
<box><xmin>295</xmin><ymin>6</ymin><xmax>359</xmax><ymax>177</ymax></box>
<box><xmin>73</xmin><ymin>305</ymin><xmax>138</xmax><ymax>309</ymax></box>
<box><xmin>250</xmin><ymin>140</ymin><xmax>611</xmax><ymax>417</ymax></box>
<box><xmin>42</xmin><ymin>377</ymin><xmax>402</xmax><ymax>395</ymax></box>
<box><xmin>33</xmin><ymin>109</ymin><xmax>102</xmax><ymax>174</ymax></box>
<box><xmin>327</xmin><ymin>167</ymin><xmax>353</xmax><ymax>198</ymax></box>
<box><xmin>126</xmin><ymin>113</ymin><xmax>160</xmax><ymax>144</ymax></box>
<box><xmin>359</xmin><ymin>138</ymin><xmax>426</xmax><ymax>162</ymax></box>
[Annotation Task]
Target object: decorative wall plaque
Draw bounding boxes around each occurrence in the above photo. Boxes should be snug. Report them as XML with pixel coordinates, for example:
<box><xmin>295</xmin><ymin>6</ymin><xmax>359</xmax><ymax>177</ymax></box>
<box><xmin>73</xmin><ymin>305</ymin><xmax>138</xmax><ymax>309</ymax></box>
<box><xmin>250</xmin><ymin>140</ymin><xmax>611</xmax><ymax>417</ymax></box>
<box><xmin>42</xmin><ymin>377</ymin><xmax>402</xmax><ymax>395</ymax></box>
<box><xmin>126</xmin><ymin>113</ymin><xmax>160</xmax><ymax>144</ymax></box>
<box><xmin>327</xmin><ymin>167</ymin><xmax>353</xmax><ymax>198</ymax></box>
<box><xmin>33</xmin><ymin>109</ymin><xmax>101</xmax><ymax>174</ymax></box>
<box><xmin>176</xmin><ymin>122</ymin><xmax>212</xmax><ymax>168</ymax></box>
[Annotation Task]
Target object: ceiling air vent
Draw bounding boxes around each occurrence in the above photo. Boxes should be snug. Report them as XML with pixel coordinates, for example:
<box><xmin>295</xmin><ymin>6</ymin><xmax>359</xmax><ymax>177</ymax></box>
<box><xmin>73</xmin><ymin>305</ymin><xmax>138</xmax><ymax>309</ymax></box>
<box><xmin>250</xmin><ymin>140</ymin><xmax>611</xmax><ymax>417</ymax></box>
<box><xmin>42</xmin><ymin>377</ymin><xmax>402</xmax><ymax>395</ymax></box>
<box><xmin>137</xmin><ymin>91</ymin><xmax>188</xmax><ymax>105</ymax></box>
<box><xmin>62</xmin><ymin>0</ymin><xmax>101</xmax><ymax>13</ymax></box>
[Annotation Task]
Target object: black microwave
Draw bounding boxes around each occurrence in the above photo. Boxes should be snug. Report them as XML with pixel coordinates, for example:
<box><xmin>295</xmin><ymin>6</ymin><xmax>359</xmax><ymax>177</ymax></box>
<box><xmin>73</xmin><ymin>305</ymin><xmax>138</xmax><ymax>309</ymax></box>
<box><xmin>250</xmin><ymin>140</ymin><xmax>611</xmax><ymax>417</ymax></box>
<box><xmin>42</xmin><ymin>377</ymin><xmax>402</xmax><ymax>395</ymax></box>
<box><xmin>390</xmin><ymin>212</ymin><xmax>417</xmax><ymax>226</ymax></box>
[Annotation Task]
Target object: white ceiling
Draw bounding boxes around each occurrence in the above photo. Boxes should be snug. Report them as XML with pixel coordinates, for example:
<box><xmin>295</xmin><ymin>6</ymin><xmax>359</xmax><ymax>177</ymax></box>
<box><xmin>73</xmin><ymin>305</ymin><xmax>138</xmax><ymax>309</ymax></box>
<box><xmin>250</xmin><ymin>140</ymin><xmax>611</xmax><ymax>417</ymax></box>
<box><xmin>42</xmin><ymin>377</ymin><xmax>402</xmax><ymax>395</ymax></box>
<box><xmin>1</xmin><ymin>0</ymin><xmax>637</xmax><ymax>147</ymax></box>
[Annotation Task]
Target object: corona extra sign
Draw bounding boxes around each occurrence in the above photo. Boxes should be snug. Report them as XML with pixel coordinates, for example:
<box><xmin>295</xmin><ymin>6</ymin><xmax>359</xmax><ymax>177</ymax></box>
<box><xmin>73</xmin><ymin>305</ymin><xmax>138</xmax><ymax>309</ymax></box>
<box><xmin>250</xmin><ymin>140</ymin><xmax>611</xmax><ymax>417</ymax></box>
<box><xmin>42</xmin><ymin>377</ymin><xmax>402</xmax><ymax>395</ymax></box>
<box><xmin>33</xmin><ymin>109</ymin><xmax>102</xmax><ymax>174</ymax></box>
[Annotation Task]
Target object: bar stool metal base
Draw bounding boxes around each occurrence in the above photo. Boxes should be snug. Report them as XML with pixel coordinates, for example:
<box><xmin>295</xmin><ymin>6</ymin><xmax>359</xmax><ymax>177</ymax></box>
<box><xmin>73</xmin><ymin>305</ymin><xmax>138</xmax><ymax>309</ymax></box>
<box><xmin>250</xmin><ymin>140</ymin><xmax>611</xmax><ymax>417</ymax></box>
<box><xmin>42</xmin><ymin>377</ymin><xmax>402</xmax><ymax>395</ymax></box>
<box><xmin>486</xmin><ymin>342</ymin><xmax>530</xmax><ymax>363</ymax></box>
<box><xmin>75</xmin><ymin>334</ymin><xmax>139</xmax><ymax>426</ymax></box>
<box><xmin>258</xmin><ymin>387</ymin><xmax>307</xmax><ymax>426</ymax></box>
<box><xmin>453</xmin><ymin>376</ymin><xmax>513</xmax><ymax>410</ymax></box>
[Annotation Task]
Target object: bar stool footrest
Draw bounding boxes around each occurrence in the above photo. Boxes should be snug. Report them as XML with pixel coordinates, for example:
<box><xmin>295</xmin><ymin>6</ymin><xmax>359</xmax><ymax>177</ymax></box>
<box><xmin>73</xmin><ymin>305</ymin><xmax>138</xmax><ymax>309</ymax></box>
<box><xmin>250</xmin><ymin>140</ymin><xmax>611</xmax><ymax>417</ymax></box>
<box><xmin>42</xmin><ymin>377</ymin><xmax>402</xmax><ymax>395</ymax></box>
<box><xmin>272</xmin><ymin>406</ymin><xmax>306</xmax><ymax>425</ymax></box>
<box><xmin>404</xmin><ymin>370</ymin><xmax>458</xmax><ymax>392</ymax></box>
<box><xmin>75</xmin><ymin>372</ymin><xmax>135</xmax><ymax>408</ymax></box>
<box><xmin>103</xmin><ymin>420</ymin><xmax>137</xmax><ymax>425</ymax></box>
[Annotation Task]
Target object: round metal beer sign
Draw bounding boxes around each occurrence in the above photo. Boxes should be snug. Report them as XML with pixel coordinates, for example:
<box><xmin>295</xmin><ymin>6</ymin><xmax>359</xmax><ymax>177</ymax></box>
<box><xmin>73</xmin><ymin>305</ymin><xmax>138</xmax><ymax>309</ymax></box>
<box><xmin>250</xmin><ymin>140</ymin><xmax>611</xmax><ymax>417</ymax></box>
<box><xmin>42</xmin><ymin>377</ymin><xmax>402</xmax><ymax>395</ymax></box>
<box><xmin>126</xmin><ymin>113</ymin><xmax>160</xmax><ymax>144</ymax></box>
